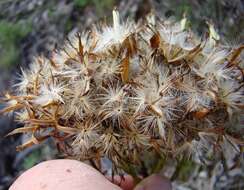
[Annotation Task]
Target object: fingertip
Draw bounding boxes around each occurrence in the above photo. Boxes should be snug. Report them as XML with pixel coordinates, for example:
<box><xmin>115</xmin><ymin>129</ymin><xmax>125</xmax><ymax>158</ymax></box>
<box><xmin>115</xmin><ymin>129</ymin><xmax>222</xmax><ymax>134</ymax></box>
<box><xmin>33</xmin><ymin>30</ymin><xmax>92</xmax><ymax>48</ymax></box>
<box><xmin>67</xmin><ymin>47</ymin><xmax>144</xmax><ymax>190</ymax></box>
<box><xmin>10</xmin><ymin>159</ymin><xmax>121</xmax><ymax>190</ymax></box>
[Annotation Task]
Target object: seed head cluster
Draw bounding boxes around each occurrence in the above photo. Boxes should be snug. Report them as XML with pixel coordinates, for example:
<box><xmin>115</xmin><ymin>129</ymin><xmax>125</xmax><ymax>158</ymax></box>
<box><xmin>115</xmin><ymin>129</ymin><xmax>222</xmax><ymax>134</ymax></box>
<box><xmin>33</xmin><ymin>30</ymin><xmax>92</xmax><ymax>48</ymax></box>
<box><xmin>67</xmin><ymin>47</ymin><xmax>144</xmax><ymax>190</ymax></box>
<box><xmin>1</xmin><ymin>10</ymin><xmax>244</xmax><ymax>175</ymax></box>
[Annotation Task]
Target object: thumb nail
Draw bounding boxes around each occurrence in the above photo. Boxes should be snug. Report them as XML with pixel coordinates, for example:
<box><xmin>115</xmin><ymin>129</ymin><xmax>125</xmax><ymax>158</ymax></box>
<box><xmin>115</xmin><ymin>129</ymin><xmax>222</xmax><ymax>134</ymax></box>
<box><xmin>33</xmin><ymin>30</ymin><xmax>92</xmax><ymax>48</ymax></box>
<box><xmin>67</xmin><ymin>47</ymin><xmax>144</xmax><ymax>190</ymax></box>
<box><xmin>134</xmin><ymin>185</ymin><xmax>145</xmax><ymax>190</ymax></box>
<box><xmin>134</xmin><ymin>174</ymin><xmax>172</xmax><ymax>190</ymax></box>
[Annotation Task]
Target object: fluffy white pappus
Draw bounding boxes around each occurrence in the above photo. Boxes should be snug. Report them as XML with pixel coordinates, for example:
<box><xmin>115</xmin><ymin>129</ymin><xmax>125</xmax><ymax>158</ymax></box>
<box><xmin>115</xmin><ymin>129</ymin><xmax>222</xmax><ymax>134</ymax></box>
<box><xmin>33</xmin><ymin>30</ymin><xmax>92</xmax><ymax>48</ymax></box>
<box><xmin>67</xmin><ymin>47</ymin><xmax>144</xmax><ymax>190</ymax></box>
<box><xmin>93</xmin><ymin>10</ymin><xmax>135</xmax><ymax>53</ymax></box>
<box><xmin>214</xmin><ymin>63</ymin><xmax>233</xmax><ymax>81</ymax></box>
<box><xmin>95</xmin><ymin>58</ymin><xmax>121</xmax><ymax>82</ymax></box>
<box><xmin>183</xmin><ymin>92</ymin><xmax>213</xmax><ymax>112</ymax></box>
<box><xmin>135</xmin><ymin>65</ymin><xmax>177</xmax><ymax>103</ymax></box>
<box><xmin>168</xmin><ymin>31</ymin><xmax>194</xmax><ymax>50</ymax></box>
<box><xmin>131</xmin><ymin>82</ymin><xmax>159</xmax><ymax>114</ymax></box>
<box><xmin>207</xmin><ymin>49</ymin><xmax>229</xmax><ymax>65</ymax></box>
<box><xmin>72</xmin><ymin>122</ymin><xmax>100</xmax><ymax>157</ymax></box>
<box><xmin>134</xmin><ymin>91</ymin><xmax>179</xmax><ymax>136</ymax></box>
<box><xmin>157</xmin><ymin>21</ymin><xmax>198</xmax><ymax>51</ymax></box>
<box><xmin>29</xmin><ymin>56</ymin><xmax>44</xmax><ymax>74</ymax></box>
<box><xmin>132</xmin><ymin>66</ymin><xmax>178</xmax><ymax>116</ymax></box>
<box><xmin>52</xmin><ymin>50</ymin><xmax>69</xmax><ymax>66</ymax></box>
<box><xmin>30</xmin><ymin>56</ymin><xmax>56</xmax><ymax>82</ymax></box>
<box><xmin>139</xmin><ymin>62</ymin><xmax>170</xmax><ymax>89</ymax></box>
<box><xmin>53</xmin><ymin>65</ymin><xmax>81</xmax><ymax>80</ymax></box>
<box><xmin>51</xmin><ymin>32</ymin><xmax>89</xmax><ymax>66</ymax></box>
<box><xmin>179</xmin><ymin>76</ymin><xmax>213</xmax><ymax>112</ymax></box>
<box><xmin>33</xmin><ymin>82</ymin><xmax>65</xmax><ymax>105</ymax></box>
<box><xmin>97</xmin><ymin>82</ymin><xmax>129</xmax><ymax>126</ymax></box>
<box><xmin>15</xmin><ymin>109</ymin><xmax>29</xmax><ymax>122</ymax></box>
<box><xmin>62</xmin><ymin>42</ymin><xmax>78</xmax><ymax>60</ymax></box>
<box><xmin>218</xmin><ymin>79</ymin><xmax>244</xmax><ymax>115</ymax></box>
<box><xmin>14</xmin><ymin>68</ymin><xmax>30</xmax><ymax>93</ymax></box>
<box><xmin>53</xmin><ymin>32</ymin><xmax>93</xmax><ymax>67</ymax></box>
<box><xmin>135</xmin><ymin>109</ymin><xmax>169</xmax><ymax>138</ymax></box>
<box><xmin>128</xmin><ymin>55</ymin><xmax>144</xmax><ymax>79</ymax></box>
<box><xmin>14</xmin><ymin>57</ymin><xmax>50</xmax><ymax>93</ymax></box>
<box><xmin>158</xmin><ymin>71</ymin><xmax>178</xmax><ymax>95</ymax></box>
<box><xmin>68</xmin><ymin>31</ymin><xmax>92</xmax><ymax>53</ymax></box>
<box><xmin>99</xmin><ymin>101</ymin><xmax>129</xmax><ymax>127</ymax></box>
<box><xmin>158</xmin><ymin>19</ymin><xmax>182</xmax><ymax>34</ymax></box>
<box><xmin>148</xmin><ymin>63</ymin><xmax>170</xmax><ymax>81</ymax></box>
<box><xmin>51</xmin><ymin>48</ymin><xmax>81</xmax><ymax>68</ymax></box>
<box><xmin>98</xmin><ymin>131</ymin><xmax>120</xmax><ymax>156</ymax></box>
<box><xmin>97</xmin><ymin>82</ymin><xmax>127</xmax><ymax>106</ymax></box>
<box><xmin>193</xmin><ymin>49</ymin><xmax>231</xmax><ymax>81</ymax></box>
<box><xmin>123</xmin><ymin>127</ymin><xmax>151</xmax><ymax>149</ymax></box>
<box><xmin>63</xmin><ymin>80</ymin><xmax>94</xmax><ymax>119</ymax></box>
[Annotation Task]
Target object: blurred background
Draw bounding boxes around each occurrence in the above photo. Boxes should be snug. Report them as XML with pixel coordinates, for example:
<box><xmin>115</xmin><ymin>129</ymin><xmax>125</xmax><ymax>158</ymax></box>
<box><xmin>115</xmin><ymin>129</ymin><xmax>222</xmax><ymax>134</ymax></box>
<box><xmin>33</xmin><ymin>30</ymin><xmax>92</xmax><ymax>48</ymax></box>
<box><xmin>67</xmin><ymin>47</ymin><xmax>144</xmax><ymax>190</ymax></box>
<box><xmin>0</xmin><ymin>0</ymin><xmax>243</xmax><ymax>189</ymax></box>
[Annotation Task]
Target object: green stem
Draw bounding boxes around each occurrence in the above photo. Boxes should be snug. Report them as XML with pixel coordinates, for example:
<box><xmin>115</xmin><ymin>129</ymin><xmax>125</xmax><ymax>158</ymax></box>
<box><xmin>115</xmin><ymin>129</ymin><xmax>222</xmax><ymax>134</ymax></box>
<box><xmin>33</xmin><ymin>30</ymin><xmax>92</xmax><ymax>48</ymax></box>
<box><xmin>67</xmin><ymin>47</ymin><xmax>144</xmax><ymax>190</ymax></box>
<box><xmin>153</xmin><ymin>156</ymin><xmax>166</xmax><ymax>174</ymax></box>
<box><xmin>170</xmin><ymin>158</ymin><xmax>185</xmax><ymax>181</ymax></box>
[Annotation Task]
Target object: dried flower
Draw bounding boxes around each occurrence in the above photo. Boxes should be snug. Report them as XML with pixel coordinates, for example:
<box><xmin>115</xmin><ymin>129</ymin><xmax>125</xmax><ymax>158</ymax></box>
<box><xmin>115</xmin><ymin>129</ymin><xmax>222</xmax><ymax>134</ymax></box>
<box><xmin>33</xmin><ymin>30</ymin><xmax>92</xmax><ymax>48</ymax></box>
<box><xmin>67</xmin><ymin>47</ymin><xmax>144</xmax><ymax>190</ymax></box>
<box><xmin>1</xmin><ymin>10</ymin><xmax>244</xmax><ymax>178</ymax></box>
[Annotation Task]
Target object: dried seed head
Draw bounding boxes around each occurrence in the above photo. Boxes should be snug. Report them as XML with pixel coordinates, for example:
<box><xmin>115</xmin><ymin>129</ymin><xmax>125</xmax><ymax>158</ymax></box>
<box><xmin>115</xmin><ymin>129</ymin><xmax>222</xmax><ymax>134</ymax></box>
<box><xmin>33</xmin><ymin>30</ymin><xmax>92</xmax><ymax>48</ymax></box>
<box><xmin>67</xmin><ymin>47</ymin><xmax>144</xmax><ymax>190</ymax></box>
<box><xmin>1</xmin><ymin>10</ymin><xmax>243</xmax><ymax>177</ymax></box>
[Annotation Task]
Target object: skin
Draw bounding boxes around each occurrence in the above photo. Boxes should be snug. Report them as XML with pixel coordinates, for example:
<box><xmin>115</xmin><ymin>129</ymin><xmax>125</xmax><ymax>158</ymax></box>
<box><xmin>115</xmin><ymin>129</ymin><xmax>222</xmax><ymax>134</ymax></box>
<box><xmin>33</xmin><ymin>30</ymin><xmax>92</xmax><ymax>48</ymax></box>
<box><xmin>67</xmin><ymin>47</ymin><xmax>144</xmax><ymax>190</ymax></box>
<box><xmin>10</xmin><ymin>159</ymin><xmax>172</xmax><ymax>190</ymax></box>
